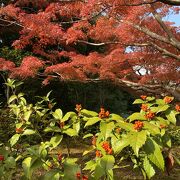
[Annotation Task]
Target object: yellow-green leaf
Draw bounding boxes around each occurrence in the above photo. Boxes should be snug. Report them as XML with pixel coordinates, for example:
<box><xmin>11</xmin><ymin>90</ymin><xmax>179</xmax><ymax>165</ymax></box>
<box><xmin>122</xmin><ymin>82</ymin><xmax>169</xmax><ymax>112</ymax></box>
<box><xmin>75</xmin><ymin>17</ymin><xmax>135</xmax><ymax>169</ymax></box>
<box><xmin>166</xmin><ymin>110</ymin><xmax>177</xmax><ymax>125</ymax></box>
<box><xmin>116</xmin><ymin>122</ymin><xmax>135</xmax><ymax>131</ymax></box>
<box><xmin>22</xmin><ymin>129</ymin><xmax>36</xmax><ymax>136</ymax></box>
<box><xmin>100</xmin><ymin>122</ymin><xmax>115</xmax><ymax>140</ymax></box>
<box><xmin>144</xmin><ymin>138</ymin><xmax>164</xmax><ymax>170</ymax></box>
<box><xmin>9</xmin><ymin>134</ymin><xmax>21</xmax><ymax>147</ymax></box>
<box><xmin>128</xmin><ymin>113</ymin><xmax>146</xmax><ymax>122</ymax></box>
<box><xmin>109</xmin><ymin>114</ymin><xmax>124</xmax><ymax>122</ymax></box>
<box><xmin>52</xmin><ymin>109</ymin><xmax>63</xmax><ymax>120</ymax></box>
<box><xmin>8</xmin><ymin>95</ymin><xmax>17</xmax><ymax>104</ymax></box>
<box><xmin>143</xmin><ymin>122</ymin><xmax>160</xmax><ymax>135</ymax></box>
<box><xmin>133</xmin><ymin>99</ymin><xmax>145</xmax><ymax>104</ymax></box>
<box><xmin>128</xmin><ymin>131</ymin><xmax>147</xmax><ymax>157</ymax></box>
<box><xmin>50</xmin><ymin>135</ymin><xmax>63</xmax><ymax>148</ymax></box>
<box><xmin>84</xmin><ymin>117</ymin><xmax>101</xmax><ymax>127</ymax></box>
<box><xmin>63</xmin><ymin>128</ymin><xmax>78</xmax><ymax>137</ymax></box>
<box><xmin>143</xmin><ymin>156</ymin><xmax>155</xmax><ymax>179</ymax></box>
<box><xmin>111</xmin><ymin>136</ymin><xmax>129</xmax><ymax>155</ymax></box>
<box><xmin>81</xmin><ymin>109</ymin><xmax>98</xmax><ymax>117</ymax></box>
<box><xmin>62</xmin><ymin>112</ymin><xmax>77</xmax><ymax>122</ymax></box>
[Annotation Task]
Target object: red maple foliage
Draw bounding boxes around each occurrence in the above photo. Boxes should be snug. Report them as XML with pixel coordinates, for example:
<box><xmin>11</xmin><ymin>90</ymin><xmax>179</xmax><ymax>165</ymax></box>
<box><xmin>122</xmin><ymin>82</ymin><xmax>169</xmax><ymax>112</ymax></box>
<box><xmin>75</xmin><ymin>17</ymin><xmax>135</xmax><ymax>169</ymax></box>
<box><xmin>10</xmin><ymin>56</ymin><xmax>44</xmax><ymax>79</ymax></box>
<box><xmin>0</xmin><ymin>0</ymin><xmax>179</xmax><ymax>98</ymax></box>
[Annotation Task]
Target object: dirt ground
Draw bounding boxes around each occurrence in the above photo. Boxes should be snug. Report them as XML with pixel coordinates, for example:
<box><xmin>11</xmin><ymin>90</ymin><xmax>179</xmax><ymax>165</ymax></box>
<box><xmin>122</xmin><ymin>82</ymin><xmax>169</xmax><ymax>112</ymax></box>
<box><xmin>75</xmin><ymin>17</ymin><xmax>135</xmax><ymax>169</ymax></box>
<box><xmin>58</xmin><ymin>139</ymin><xmax>180</xmax><ymax>180</ymax></box>
<box><xmin>12</xmin><ymin>139</ymin><xmax>180</xmax><ymax>180</ymax></box>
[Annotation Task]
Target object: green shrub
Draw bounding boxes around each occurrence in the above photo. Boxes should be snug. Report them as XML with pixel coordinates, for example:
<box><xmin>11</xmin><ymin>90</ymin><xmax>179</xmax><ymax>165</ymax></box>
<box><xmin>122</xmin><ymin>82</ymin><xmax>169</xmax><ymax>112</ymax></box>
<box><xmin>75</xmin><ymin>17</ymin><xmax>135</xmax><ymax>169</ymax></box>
<box><xmin>0</xmin><ymin>79</ymin><xmax>179</xmax><ymax>180</ymax></box>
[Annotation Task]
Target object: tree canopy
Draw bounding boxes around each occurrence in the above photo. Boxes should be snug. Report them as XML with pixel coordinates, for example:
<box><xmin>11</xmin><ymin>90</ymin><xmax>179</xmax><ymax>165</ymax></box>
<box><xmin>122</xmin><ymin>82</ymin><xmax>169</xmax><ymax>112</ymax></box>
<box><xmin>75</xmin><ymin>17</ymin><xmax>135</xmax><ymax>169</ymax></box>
<box><xmin>0</xmin><ymin>0</ymin><xmax>179</xmax><ymax>99</ymax></box>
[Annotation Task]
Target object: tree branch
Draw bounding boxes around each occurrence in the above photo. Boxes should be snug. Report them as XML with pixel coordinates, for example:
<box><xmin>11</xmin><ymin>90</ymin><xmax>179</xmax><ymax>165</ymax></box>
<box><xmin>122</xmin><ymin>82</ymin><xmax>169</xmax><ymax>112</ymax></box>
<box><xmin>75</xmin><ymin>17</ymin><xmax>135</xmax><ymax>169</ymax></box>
<box><xmin>114</xmin><ymin>0</ymin><xmax>180</xmax><ymax>6</ymax></box>
<box><xmin>77</xmin><ymin>40</ymin><xmax>150</xmax><ymax>47</ymax></box>
<box><xmin>116</xmin><ymin>79</ymin><xmax>180</xmax><ymax>100</ymax></box>
<box><xmin>150</xmin><ymin>42</ymin><xmax>180</xmax><ymax>60</ymax></box>
<box><xmin>114</xmin><ymin>0</ymin><xmax>158</xmax><ymax>6</ymax></box>
<box><xmin>120</xmin><ymin>20</ymin><xmax>180</xmax><ymax>50</ymax></box>
<box><xmin>150</xmin><ymin>4</ymin><xmax>180</xmax><ymax>49</ymax></box>
<box><xmin>158</xmin><ymin>0</ymin><xmax>180</xmax><ymax>6</ymax></box>
<box><xmin>43</xmin><ymin>73</ymin><xmax>180</xmax><ymax>100</ymax></box>
<box><xmin>58</xmin><ymin>0</ymin><xmax>156</xmax><ymax>25</ymax></box>
<box><xmin>77</xmin><ymin>40</ymin><xmax>180</xmax><ymax>60</ymax></box>
<box><xmin>0</xmin><ymin>17</ymin><xmax>25</xmax><ymax>28</ymax></box>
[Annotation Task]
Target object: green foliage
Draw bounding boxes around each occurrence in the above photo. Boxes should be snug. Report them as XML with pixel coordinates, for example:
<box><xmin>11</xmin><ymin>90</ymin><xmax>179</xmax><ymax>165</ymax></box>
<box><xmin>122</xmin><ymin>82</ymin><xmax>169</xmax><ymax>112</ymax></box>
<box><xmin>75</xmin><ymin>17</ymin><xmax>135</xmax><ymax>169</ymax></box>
<box><xmin>168</xmin><ymin>125</ymin><xmax>180</xmax><ymax>145</ymax></box>
<box><xmin>0</xmin><ymin>79</ymin><xmax>179</xmax><ymax>179</ymax></box>
<box><xmin>0</xmin><ymin>46</ymin><xmax>33</xmax><ymax>65</ymax></box>
<box><xmin>143</xmin><ymin>156</ymin><xmax>155</xmax><ymax>179</ymax></box>
<box><xmin>128</xmin><ymin>130</ymin><xmax>147</xmax><ymax>157</ymax></box>
<box><xmin>9</xmin><ymin>134</ymin><xmax>21</xmax><ymax>147</ymax></box>
<box><xmin>0</xmin><ymin>109</ymin><xmax>15</xmax><ymax>143</ymax></box>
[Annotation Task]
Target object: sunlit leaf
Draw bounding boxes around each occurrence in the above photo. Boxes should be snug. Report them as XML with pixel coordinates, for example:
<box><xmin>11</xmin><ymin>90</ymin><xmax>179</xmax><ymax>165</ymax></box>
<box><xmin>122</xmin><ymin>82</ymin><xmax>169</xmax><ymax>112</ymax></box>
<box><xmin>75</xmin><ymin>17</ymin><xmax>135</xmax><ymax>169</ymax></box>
<box><xmin>144</xmin><ymin>138</ymin><xmax>164</xmax><ymax>170</ymax></box>
<box><xmin>50</xmin><ymin>135</ymin><xmax>63</xmax><ymax>148</ymax></box>
<box><xmin>128</xmin><ymin>131</ymin><xmax>147</xmax><ymax>157</ymax></box>
<box><xmin>52</xmin><ymin>109</ymin><xmax>63</xmax><ymax>120</ymax></box>
<box><xmin>143</xmin><ymin>156</ymin><xmax>155</xmax><ymax>179</ymax></box>
<box><xmin>84</xmin><ymin>117</ymin><xmax>101</xmax><ymax>127</ymax></box>
<box><xmin>10</xmin><ymin>134</ymin><xmax>21</xmax><ymax>147</ymax></box>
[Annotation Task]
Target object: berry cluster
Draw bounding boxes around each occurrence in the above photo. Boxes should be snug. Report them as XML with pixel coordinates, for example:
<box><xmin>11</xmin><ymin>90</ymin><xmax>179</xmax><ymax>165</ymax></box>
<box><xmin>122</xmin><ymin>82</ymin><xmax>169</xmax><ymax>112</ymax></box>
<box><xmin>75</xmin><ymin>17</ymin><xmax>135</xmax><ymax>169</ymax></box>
<box><xmin>48</xmin><ymin>103</ymin><xmax>53</xmax><ymax>109</ymax></box>
<box><xmin>96</xmin><ymin>150</ymin><xmax>102</xmax><ymax>158</ymax></box>
<box><xmin>98</xmin><ymin>108</ymin><xmax>110</xmax><ymax>119</ymax></box>
<box><xmin>82</xmin><ymin>175</ymin><xmax>88</xmax><ymax>180</ymax></box>
<box><xmin>59</xmin><ymin>122</ymin><xmax>64</xmax><ymax>129</ymax></box>
<box><xmin>175</xmin><ymin>104</ymin><xmax>180</xmax><ymax>112</ymax></box>
<box><xmin>145</xmin><ymin>111</ymin><xmax>155</xmax><ymax>120</ymax></box>
<box><xmin>140</xmin><ymin>95</ymin><xmax>147</xmax><ymax>100</ymax></box>
<box><xmin>163</xmin><ymin>96</ymin><xmax>173</xmax><ymax>104</ymax></box>
<box><xmin>76</xmin><ymin>172</ymin><xmax>81</xmax><ymax>179</ymax></box>
<box><xmin>102</xmin><ymin>141</ymin><xmax>113</xmax><ymax>154</ymax></box>
<box><xmin>57</xmin><ymin>153</ymin><xmax>62</xmax><ymax>162</ymax></box>
<box><xmin>141</xmin><ymin>104</ymin><xmax>149</xmax><ymax>112</ymax></box>
<box><xmin>16</xmin><ymin>128</ymin><xmax>24</xmax><ymax>134</ymax></box>
<box><xmin>134</xmin><ymin>121</ymin><xmax>144</xmax><ymax>131</ymax></box>
<box><xmin>0</xmin><ymin>154</ymin><xmax>4</xmax><ymax>161</ymax></box>
<box><xmin>76</xmin><ymin>172</ymin><xmax>88</xmax><ymax>180</ymax></box>
<box><xmin>75</xmin><ymin>104</ymin><xmax>82</xmax><ymax>112</ymax></box>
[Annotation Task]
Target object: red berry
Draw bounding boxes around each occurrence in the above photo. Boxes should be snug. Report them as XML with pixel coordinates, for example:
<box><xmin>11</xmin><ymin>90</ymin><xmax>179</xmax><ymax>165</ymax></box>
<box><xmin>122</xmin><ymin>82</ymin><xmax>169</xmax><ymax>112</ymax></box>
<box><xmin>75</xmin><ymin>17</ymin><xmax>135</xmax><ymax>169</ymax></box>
<box><xmin>75</xmin><ymin>104</ymin><xmax>82</xmax><ymax>112</ymax></box>
<box><xmin>163</xmin><ymin>96</ymin><xmax>173</xmax><ymax>104</ymax></box>
<box><xmin>16</xmin><ymin>128</ymin><xmax>23</xmax><ymax>133</ymax></box>
<box><xmin>105</xmin><ymin>111</ymin><xmax>110</xmax><ymax>117</ymax></box>
<box><xmin>96</xmin><ymin>150</ymin><xmax>102</xmax><ymax>157</ymax></box>
<box><xmin>0</xmin><ymin>155</ymin><xmax>4</xmax><ymax>161</ymax></box>
<box><xmin>102</xmin><ymin>141</ymin><xmax>113</xmax><ymax>154</ymax></box>
<box><xmin>76</xmin><ymin>172</ymin><xmax>81</xmax><ymax>179</ymax></box>
<box><xmin>141</xmin><ymin>104</ymin><xmax>148</xmax><ymax>112</ymax></box>
<box><xmin>134</xmin><ymin>121</ymin><xmax>144</xmax><ymax>131</ymax></box>
<box><xmin>82</xmin><ymin>175</ymin><xmax>88</xmax><ymax>180</ymax></box>
<box><xmin>140</xmin><ymin>95</ymin><xmax>147</xmax><ymax>100</ymax></box>
<box><xmin>175</xmin><ymin>104</ymin><xmax>180</xmax><ymax>112</ymax></box>
<box><xmin>107</xmin><ymin>148</ymin><xmax>113</xmax><ymax>155</ymax></box>
<box><xmin>145</xmin><ymin>111</ymin><xmax>155</xmax><ymax>120</ymax></box>
<box><xmin>59</xmin><ymin>122</ymin><xmax>64</xmax><ymax>129</ymax></box>
<box><xmin>58</xmin><ymin>153</ymin><xmax>62</xmax><ymax>161</ymax></box>
<box><xmin>99</xmin><ymin>108</ymin><xmax>110</xmax><ymax>118</ymax></box>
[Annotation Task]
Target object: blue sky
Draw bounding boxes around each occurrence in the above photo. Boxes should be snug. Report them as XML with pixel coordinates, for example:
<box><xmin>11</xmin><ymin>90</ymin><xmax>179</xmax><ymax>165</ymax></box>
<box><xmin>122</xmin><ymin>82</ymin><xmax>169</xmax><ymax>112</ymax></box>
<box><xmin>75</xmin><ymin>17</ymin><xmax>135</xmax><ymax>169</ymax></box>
<box><xmin>165</xmin><ymin>14</ymin><xmax>180</xmax><ymax>26</ymax></box>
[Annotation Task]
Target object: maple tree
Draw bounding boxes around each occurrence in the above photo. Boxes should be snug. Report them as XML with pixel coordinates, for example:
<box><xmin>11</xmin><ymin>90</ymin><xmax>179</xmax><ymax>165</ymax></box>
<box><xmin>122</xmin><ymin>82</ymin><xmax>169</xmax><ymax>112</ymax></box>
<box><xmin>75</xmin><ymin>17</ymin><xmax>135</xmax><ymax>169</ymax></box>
<box><xmin>0</xmin><ymin>0</ymin><xmax>179</xmax><ymax>99</ymax></box>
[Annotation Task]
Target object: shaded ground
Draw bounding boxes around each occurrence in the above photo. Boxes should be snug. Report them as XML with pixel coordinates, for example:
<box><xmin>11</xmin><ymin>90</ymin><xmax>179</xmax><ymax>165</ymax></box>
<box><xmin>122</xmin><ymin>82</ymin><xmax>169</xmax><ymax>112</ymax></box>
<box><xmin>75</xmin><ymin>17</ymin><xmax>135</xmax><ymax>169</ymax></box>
<box><xmin>57</xmin><ymin>139</ymin><xmax>180</xmax><ymax>180</ymax></box>
<box><xmin>10</xmin><ymin>138</ymin><xmax>180</xmax><ymax>180</ymax></box>
<box><xmin>11</xmin><ymin>140</ymin><xmax>180</xmax><ymax>180</ymax></box>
